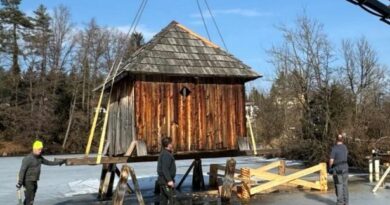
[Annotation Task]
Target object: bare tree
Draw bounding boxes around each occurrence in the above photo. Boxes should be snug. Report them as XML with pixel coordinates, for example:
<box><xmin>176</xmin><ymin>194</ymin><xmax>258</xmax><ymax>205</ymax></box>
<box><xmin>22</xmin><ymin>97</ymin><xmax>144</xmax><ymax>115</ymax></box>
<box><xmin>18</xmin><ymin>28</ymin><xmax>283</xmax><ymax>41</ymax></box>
<box><xmin>341</xmin><ymin>37</ymin><xmax>385</xmax><ymax>116</ymax></box>
<box><xmin>269</xmin><ymin>14</ymin><xmax>335</xmax><ymax>142</ymax></box>
<box><xmin>48</xmin><ymin>5</ymin><xmax>75</xmax><ymax>94</ymax></box>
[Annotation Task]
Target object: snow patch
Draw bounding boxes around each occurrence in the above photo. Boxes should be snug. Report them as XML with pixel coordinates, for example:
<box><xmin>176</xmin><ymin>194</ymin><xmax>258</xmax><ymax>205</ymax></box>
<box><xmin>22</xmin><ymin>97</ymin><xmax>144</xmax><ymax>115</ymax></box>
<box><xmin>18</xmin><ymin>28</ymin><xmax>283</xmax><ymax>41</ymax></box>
<box><xmin>65</xmin><ymin>179</ymin><xmax>102</xmax><ymax>197</ymax></box>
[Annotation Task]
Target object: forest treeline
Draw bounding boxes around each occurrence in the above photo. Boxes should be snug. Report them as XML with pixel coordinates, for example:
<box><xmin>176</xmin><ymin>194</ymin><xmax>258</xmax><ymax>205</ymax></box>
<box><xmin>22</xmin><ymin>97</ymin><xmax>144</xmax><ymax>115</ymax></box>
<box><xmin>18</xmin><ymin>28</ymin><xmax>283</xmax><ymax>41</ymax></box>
<box><xmin>248</xmin><ymin>16</ymin><xmax>389</xmax><ymax>166</ymax></box>
<box><xmin>0</xmin><ymin>1</ymin><xmax>389</xmax><ymax>167</ymax></box>
<box><xmin>0</xmin><ymin>1</ymin><xmax>144</xmax><ymax>154</ymax></box>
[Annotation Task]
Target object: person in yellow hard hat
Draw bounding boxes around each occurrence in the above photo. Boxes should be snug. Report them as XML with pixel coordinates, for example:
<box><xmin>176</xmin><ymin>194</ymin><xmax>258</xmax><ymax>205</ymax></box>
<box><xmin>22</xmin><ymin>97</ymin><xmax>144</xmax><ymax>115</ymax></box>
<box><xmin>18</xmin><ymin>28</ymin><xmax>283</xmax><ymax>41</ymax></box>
<box><xmin>16</xmin><ymin>140</ymin><xmax>66</xmax><ymax>205</ymax></box>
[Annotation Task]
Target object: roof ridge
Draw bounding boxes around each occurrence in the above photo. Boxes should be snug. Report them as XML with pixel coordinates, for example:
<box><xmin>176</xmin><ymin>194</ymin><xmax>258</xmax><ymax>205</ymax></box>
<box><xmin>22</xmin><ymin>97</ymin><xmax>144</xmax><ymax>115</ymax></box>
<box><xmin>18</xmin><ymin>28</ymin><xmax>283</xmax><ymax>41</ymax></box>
<box><xmin>121</xmin><ymin>21</ymin><xmax>179</xmax><ymax>70</ymax></box>
<box><xmin>174</xmin><ymin>23</ymin><xmax>220</xmax><ymax>49</ymax></box>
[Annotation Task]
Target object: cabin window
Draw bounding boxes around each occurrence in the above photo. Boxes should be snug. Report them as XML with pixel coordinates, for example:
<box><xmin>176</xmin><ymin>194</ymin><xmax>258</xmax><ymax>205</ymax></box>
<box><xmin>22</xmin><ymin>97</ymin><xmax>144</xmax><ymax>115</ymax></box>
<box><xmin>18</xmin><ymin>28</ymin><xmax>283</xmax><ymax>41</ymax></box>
<box><xmin>179</xmin><ymin>86</ymin><xmax>191</xmax><ymax>97</ymax></box>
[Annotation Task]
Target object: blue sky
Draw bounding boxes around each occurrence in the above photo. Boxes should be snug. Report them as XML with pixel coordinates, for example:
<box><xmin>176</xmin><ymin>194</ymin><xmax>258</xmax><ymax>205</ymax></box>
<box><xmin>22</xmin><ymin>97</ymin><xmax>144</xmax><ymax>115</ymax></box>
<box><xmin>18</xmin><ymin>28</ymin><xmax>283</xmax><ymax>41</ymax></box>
<box><xmin>20</xmin><ymin>0</ymin><xmax>389</xmax><ymax>91</ymax></box>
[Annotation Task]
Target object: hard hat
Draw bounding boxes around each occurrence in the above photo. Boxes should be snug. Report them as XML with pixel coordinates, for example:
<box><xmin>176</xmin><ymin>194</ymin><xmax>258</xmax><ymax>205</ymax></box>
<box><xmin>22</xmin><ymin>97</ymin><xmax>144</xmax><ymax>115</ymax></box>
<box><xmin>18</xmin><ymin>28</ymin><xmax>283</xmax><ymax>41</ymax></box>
<box><xmin>33</xmin><ymin>140</ymin><xmax>44</xmax><ymax>149</ymax></box>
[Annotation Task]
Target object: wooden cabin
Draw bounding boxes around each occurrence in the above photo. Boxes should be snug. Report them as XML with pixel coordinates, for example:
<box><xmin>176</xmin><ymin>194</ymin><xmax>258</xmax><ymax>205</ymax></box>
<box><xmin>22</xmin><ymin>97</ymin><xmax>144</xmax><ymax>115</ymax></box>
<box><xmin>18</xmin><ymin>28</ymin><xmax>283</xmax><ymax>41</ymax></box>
<box><xmin>104</xmin><ymin>21</ymin><xmax>261</xmax><ymax>156</ymax></box>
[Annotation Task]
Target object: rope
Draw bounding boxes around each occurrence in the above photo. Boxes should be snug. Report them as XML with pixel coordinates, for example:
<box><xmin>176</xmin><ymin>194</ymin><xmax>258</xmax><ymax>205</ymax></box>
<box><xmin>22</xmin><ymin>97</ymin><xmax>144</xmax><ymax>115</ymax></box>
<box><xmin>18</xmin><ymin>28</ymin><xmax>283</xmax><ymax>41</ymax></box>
<box><xmin>203</xmin><ymin>0</ymin><xmax>228</xmax><ymax>51</ymax></box>
<box><xmin>196</xmin><ymin>0</ymin><xmax>212</xmax><ymax>41</ymax></box>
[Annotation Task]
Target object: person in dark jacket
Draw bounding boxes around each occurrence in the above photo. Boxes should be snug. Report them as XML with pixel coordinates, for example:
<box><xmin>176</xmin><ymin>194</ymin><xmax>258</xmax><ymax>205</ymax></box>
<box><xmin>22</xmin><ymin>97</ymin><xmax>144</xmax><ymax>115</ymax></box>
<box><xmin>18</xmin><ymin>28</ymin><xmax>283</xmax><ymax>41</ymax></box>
<box><xmin>157</xmin><ymin>137</ymin><xmax>176</xmax><ymax>205</ymax></box>
<box><xmin>329</xmin><ymin>133</ymin><xmax>349</xmax><ymax>205</ymax></box>
<box><xmin>16</xmin><ymin>140</ymin><xmax>66</xmax><ymax>205</ymax></box>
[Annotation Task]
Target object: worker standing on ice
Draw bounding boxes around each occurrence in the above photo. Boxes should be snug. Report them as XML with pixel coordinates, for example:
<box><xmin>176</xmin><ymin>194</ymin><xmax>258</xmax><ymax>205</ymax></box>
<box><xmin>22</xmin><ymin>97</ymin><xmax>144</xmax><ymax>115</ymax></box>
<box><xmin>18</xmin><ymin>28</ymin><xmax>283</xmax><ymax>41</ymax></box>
<box><xmin>329</xmin><ymin>133</ymin><xmax>349</xmax><ymax>205</ymax></box>
<box><xmin>16</xmin><ymin>140</ymin><xmax>66</xmax><ymax>205</ymax></box>
<box><xmin>157</xmin><ymin>137</ymin><xmax>176</xmax><ymax>205</ymax></box>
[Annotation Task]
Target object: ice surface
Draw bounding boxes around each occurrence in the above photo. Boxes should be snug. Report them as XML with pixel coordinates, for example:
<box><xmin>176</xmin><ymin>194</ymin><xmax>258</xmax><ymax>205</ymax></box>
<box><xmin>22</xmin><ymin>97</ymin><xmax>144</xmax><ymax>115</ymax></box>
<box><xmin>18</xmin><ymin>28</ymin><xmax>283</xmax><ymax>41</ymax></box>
<box><xmin>1</xmin><ymin>155</ymin><xmax>389</xmax><ymax>205</ymax></box>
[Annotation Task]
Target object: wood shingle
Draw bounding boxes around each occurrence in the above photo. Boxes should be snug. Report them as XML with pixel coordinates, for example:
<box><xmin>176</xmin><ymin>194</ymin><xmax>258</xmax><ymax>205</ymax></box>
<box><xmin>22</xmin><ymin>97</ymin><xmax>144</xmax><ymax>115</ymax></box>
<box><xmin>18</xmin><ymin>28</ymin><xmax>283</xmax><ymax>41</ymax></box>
<box><xmin>115</xmin><ymin>21</ymin><xmax>261</xmax><ymax>81</ymax></box>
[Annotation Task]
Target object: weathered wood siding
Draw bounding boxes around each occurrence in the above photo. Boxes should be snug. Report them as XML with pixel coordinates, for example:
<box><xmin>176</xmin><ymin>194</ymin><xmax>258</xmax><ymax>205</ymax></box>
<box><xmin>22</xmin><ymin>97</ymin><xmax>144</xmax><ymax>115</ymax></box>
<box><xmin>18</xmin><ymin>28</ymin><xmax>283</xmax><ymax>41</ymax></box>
<box><xmin>134</xmin><ymin>75</ymin><xmax>246</xmax><ymax>153</ymax></box>
<box><xmin>107</xmin><ymin>78</ymin><xmax>135</xmax><ymax>155</ymax></box>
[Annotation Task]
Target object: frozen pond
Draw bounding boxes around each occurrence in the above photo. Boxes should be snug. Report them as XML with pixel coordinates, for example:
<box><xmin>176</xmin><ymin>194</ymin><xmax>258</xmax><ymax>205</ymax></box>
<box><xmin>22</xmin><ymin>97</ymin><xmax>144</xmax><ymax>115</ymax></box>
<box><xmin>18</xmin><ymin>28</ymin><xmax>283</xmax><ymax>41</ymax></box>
<box><xmin>1</xmin><ymin>155</ymin><xmax>389</xmax><ymax>204</ymax></box>
<box><xmin>1</xmin><ymin>155</ymin><xmax>282</xmax><ymax>204</ymax></box>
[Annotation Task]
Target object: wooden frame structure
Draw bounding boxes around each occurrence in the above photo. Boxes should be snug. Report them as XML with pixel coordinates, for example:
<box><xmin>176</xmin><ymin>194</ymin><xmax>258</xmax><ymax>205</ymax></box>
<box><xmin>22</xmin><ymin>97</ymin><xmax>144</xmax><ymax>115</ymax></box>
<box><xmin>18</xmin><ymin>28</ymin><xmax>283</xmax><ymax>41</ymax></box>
<box><xmin>372</xmin><ymin>165</ymin><xmax>390</xmax><ymax>193</ymax></box>
<box><xmin>209</xmin><ymin>160</ymin><xmax>328</xmax><ymax>199</ymax></box>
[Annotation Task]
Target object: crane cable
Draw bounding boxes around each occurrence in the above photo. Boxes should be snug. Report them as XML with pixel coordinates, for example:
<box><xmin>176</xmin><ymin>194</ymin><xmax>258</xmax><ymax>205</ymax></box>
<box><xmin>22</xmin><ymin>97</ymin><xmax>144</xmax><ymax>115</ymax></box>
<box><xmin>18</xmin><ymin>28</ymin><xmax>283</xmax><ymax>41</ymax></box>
<box><xmin>196</xmin><ymin>0</ymin><xmax>228</xmax><ymax>51</ymax></box>
<box><xmin>203</xmin><ymin>0</ymin><xmax>228</xmax><ymax>51</ymax></box>
<box><xmin>196</xmin><ymin>0</ymin><xmax>212</xmax><ymax>41</ymax></box>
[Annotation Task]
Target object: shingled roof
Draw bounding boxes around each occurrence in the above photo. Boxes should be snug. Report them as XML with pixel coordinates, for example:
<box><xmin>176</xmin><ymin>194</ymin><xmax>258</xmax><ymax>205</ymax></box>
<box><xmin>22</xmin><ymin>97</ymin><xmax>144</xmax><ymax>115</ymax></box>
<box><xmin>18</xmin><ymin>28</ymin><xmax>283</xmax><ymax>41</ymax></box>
<box><xmin>101</xmin><ymin>21</ymin><xmax>261</xmax><ymax>89</ymax></box>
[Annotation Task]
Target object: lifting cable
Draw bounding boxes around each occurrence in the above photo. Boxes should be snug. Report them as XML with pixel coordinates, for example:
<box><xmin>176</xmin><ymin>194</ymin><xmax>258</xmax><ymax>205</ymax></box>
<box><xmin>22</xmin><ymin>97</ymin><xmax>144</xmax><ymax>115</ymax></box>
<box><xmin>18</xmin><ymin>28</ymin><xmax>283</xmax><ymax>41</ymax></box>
<box><xmin>196</xmin><ymin>0</ymin><xmax>212</xmax><ymax>41</ymax></box>
<box><xmin>85</xmin><ymin>0</ymin><xmax>148</xmax><ymax>160</ymax></box>
<box><xmin>203</xmin><ymin>0</ymin><xmax>228</xmax><ymax>51</ymax></box>
<box><xmin>196</xmin><ymin>0</ymin><xmax>229</xmax><ymax>51</ymax></box>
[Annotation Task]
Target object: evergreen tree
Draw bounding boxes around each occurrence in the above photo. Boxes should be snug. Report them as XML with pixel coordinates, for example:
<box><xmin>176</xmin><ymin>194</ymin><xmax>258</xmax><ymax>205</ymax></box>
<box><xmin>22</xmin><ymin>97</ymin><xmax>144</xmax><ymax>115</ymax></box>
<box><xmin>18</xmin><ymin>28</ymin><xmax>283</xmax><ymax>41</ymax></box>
<box><xmin>0</xmin><ymin>0</ymin><xmax>32</xmax><ymax>106</ymax></box>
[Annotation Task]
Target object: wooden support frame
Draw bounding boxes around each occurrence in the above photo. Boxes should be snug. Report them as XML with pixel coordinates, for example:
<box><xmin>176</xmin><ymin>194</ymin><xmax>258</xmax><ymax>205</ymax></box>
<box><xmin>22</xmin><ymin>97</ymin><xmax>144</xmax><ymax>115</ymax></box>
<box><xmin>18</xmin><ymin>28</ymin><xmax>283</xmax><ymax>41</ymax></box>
<box><xmin>192</xmin><ymin>158</ymin><xmax>205</xmax><ymax>190</ymax></box>
<box><xmin>249</xmin><ymin>162</ymin><xmax>328</xmax><ymax>195</ymax></box>
<box><xmin>209</xmin><ymin>160</ymin><xmax>328</xmax><ymax>199</ymax></box>
<box><xmin>176</xmin><ymin>160</ymin><xmax>195</xmax><ymax>189</ymax></box>
<box><xmin>111</xmin><ymin>165</ymin><xmax>145</xmax><ymax>205</ymax></box>
<box><xmin>115</xmin><ymin>166</ymin><xmax>134</xmax><ymax>193</ymax></box>
<box><xmin>372</xmin><ymin>165</ymin><xmax>390</xmax><ymax>193</ymax></box>
<box><xmin>98</xmin><ymin>163</ymin><xmax>116</xmax><ymax>200</ymax></box>
<box><xmin>129</xmin><ymin>166</ymin><xmax>145</xmax><ymax>205</ymax></box>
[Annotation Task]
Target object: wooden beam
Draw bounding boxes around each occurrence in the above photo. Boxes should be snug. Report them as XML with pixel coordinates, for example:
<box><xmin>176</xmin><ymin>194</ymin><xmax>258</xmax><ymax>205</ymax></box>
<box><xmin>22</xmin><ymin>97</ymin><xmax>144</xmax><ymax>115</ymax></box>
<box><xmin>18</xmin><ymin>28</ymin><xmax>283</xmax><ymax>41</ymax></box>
<box><xmin>253</xmin><ymin>160</ymin><xmax>281</xmax><ymax>172</ymax></box>
<box><xmin>63</xmin><ymin>150</ymin><xmax>252</xmax><ymax>166</ymax></box>
<box><xmin>124</xmin><ymin>141</ymin><xmax>137</xmax><ymax>157</ymax></box>
<box><xmin>246</xmin><ymin>115</ymin><xmax>257</xmax><ymax>155</ymax></box>
<box><xmin>129</xmin><ymin>167</ymin><xmax>145</xmax><ymax>205</ymax></box>
<box><xmin>176</xmin><ymin>160</ymin><xmax>195</xmax><ymax>190</ymax></box>
<box><xmin>62</xmin><ymin>149</ymin><xmax>280</xmax><ymax>166</ymax></box>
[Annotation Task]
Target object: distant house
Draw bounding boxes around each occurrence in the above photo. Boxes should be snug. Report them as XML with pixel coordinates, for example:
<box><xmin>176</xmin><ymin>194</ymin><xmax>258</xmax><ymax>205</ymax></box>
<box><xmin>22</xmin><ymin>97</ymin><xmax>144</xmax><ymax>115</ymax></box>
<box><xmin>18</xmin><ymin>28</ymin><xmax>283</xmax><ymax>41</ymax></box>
<box><xmin>101</xmin><ymin>21</ymin><xmax>261</xmax><ymax>155</ymax></box>
<box><xmin>245</xmin><ymin>102</ymin><xmax>259</xmax><ymax>120</ymax></box>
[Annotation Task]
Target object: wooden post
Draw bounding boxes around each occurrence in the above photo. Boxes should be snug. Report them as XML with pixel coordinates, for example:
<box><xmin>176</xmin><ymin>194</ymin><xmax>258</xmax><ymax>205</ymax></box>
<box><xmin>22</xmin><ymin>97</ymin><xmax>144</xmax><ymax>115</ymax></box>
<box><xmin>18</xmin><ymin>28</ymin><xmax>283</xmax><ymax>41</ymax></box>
<box><xmin>246</xmin><ymin>115</ymin><xmax>257</xmax><ymax>155</ymax></box>
<box><xmin>107</xmin><ymin>164</ymin><xmax>116</xmax><ymax>198</ymax></box>
<box><xmin>115</xmin><ymin>166</ymin><xmax>134</xmax><ymax>193</ymax></box>
<box><xmin>221</xmin><ymin>158</ymin><xmax>236</xmax><ymax>202</ymax></box>
<box><xmin>112</xmin><ymin>165</ymin><xmax>130</xmax><ymax>205</ymax></box>
<box><xmin>240</xmin><ymin>168</ymin><xmax>251</xmax><ymax>200</ymax></box>
<box><xmin>98</xmin><ymin>163</ymin><xmax>116</xmax><ymax>200</ymax></box>
<box><xmin>192</xmin><ymin>158</ymin><xmax>205</xmax><ymax>190</ymax></box>
<box><xmin>369</xmin><ymin>159</ymin><xmax>373</xmax><ymax>183</ymax></box>
<box><xmin>279</xmin><ymin>160</ymin><xmax>286</xmax><ymax>176</ymax></box>
<box><xmin>129</xmin><ymin>166</ymin><xmax>145</xmax><ymax>205</ymax></box>
<box><xmin>374</xmin><ymin>159</ymin><xmax>380</xmax><ymax>182</ymax></box>
<box><xmin>98</xmin><ymin>164</ymin><xmax>108</xmax><ymax>200</ymax></box>
<box><xmin>209</xmin><ymin>164</ymin><xmax>219</xmax><ymax>188</ymax></box>
<box><xmin>319</xmin><ymin>163</ymin><xmax>328</xmax><ymax>191</ymax></box>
